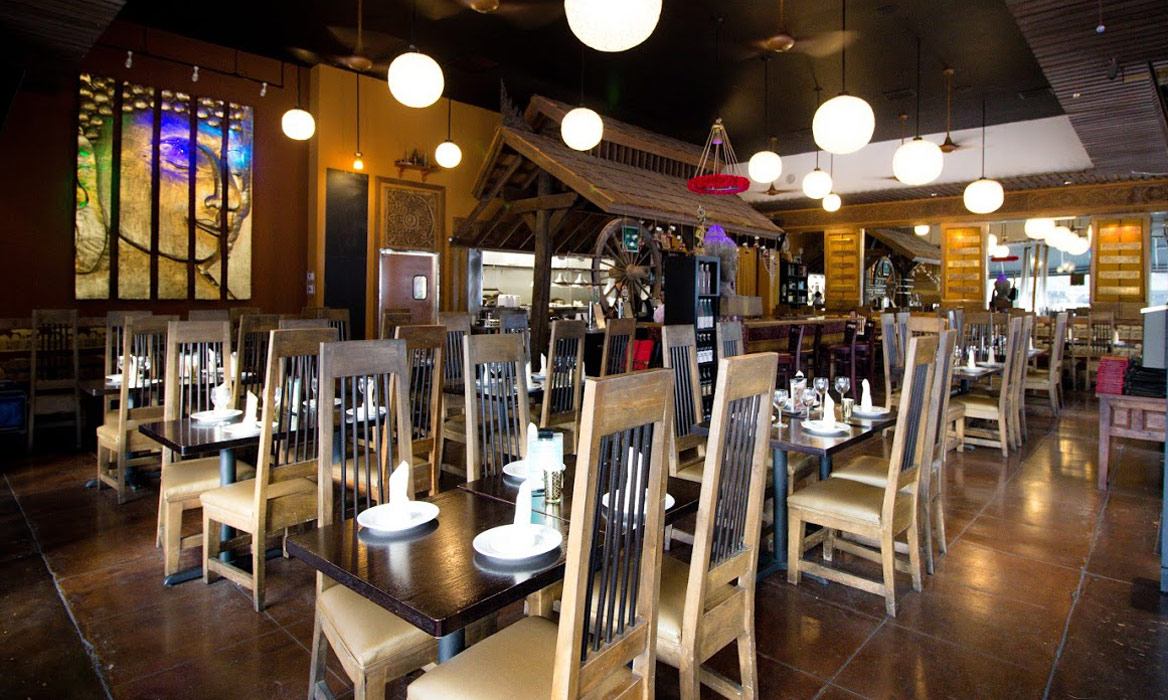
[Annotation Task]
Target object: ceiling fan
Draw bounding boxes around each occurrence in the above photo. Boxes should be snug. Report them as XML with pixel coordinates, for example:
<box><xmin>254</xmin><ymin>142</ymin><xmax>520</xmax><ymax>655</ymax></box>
<box><xmin>321</xmin><ymin>0</ymin><xmax>404</xmax><ymax>74</ymax></box>
<box><xmin>756</xmin><ymin>0</ymin><xmax>858</xmax><ymax>59</ymax></box>
<box><xmin>414</xmin><ymin>0</ymin><xmax>563</xmax><ymax>29</ymax></box>
<box><xmin>939</xmin><ymin>67</ymin><xmax>972</xmax><ymax>153</ymax></box>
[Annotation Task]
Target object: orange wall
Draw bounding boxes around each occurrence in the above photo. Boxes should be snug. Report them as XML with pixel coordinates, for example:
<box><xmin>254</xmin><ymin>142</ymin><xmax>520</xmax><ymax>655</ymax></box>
<box><xmin>307</xmin><ymin>65</ymin><xmax>500</xmax><ymax>335</ymax></box>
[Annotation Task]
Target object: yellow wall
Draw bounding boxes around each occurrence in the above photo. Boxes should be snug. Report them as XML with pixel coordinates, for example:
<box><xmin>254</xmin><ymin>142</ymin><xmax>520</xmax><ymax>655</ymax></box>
<box><xmin>307</xmin><ymin>64</ymin><xmax>501</xmax><ymax>335</ymax></box>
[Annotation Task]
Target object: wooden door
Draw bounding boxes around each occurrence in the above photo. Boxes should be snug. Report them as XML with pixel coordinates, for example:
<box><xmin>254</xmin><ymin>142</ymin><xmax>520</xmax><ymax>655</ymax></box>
<box><xmin>378</xmin><ymin>251</ymin><xmax>438</xmax><ymax>325</ymax></box>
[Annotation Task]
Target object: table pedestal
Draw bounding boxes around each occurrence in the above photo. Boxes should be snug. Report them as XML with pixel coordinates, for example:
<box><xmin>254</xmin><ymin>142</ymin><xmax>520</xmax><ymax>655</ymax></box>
<box><xmin>437</xmin><ymin>629</ymin><xmax>466</xmax><ymax>663</ymax></box>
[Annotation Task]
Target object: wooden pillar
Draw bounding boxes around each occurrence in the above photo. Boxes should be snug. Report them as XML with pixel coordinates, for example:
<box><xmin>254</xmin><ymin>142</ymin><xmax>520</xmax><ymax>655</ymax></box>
<box><xmin>530</xmin><ymin>172</ymin><xmax>553</xmax><ymax>373</ymax></box>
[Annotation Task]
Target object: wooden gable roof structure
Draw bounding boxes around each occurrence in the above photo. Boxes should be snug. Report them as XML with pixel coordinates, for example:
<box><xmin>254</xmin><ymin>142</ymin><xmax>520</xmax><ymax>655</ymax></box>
<box><xmin>452</xmin><ymin>95</ymin><xmax>783</xmax><ymax>254</ymax></box>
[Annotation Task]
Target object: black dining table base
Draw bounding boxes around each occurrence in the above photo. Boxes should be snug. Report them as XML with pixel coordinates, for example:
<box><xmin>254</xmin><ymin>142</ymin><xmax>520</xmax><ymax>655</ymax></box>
<box><xmin>437</xmin><ymin>629</ymin><xmax>466</xmax><ymax>662</ymax></box>
<box><xmin>757</xmin><ymin>448</ymin><xmax>832</xmax><ymax>583</ymax></box>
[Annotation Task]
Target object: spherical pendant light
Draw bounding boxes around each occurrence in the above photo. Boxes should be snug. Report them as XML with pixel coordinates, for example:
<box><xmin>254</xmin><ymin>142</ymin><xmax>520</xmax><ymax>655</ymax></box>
<box><xmin>1065</xmin><ymin>234</ymin><xmax>1091</xmax><ymax>256</ymax></box>
<box><xmin>281</xmin><ymin>108</ymin><xmax>315</xmax><ymax>140</ymax></box>
<box><xmin>822</xmin><ymin>192</ymin><xmax>841</xmax><ymax>212</ymax></box>
<box><xmin>434</xmin><ymin>140</ymin><xmax>462</xmax><ymax>168</ymax></box>
<box><xmin>802</xmin><ymin>168</ymin><xmax>833</xmax><ymax>199</ymax></box>
<box><xmin>914</xmin><ymin>224</ymin><xmax>930</xmax><ymax>236</ymax></box>
<box><xmin>813</xmin><ymin>94</ymin><xmax>875</xmax><ymax>155</ymax></box>
<box><xmin>747</xmin><ymin>149</ymin><xmax>783</xmax><ymax>184</ymax></box>
<box><xmin>1024</xmin><ymin>217</ymin><xmax>1055</xmax><ymax>240</ymax></box>
<box><xmin>963</xmin><ymin>178</ymin><xmax>1004</xmax><ymax>214</ymax></box>
<box><xmin>987</xmin><ymin>233</ymin><xmax>998</xmax><ymax>249</ymax></box>
<box><xmin>561</xmin><ymin>106</ymin><xmax>604</xmax><ymax>151</ymax></box>
<box><xmin>1048</xmin><ymin>225</ymin><xmax>1074</xmax><ymax>251</ymax></box>
<box><xmin>564</xmin><ymin>0</ymin><xmax>662</xmax><ymax>52</ymax></box>
<box><xmin>892</xmin><ymin>137</ymin><xmax>943</xmax><ymax>185</ymax></box>
<box><xmin>387</xmin><ymin>50</ymin><xmax>444</xmax><ymax>108</ymax></box>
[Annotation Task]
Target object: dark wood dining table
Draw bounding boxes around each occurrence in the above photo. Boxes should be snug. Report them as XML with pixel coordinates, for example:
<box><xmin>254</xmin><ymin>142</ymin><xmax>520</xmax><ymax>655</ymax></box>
<box><xmin>693</xmin><ymin>410</ymin><xmax>896</xmax><ymax>581</ymax></box>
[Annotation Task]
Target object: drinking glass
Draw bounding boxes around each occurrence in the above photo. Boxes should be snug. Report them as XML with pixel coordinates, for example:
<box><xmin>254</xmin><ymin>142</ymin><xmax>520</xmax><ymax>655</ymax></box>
<box><xmin>834</xmin><ymin>376</ymin><xmax>850</xmax><ymax>401</ymax></box>
<box><xmin>802</xmin><ymin>390</ymin><xmax>818</xmax><ymax>420</ymax></box>
<box><xmin>772</xmin><ymin>389</ymin><xmax>788</xmax><ymax>428</ymax></box>
<box><xmin>813</xmin><ymin>377</ymin><xmax>828</xmax><ymax>416</ymax></box>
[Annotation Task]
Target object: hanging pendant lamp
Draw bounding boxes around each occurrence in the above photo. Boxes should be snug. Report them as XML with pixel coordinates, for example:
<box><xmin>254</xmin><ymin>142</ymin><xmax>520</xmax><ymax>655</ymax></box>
<box><xmin>564</xmin><ymin>0</ymin><xmax>661</xmax><ymax>53</ymax></box>
<box><xmin>388</xmin><ymin>1</ymin><xmax>444</xmax><ymax>108</ymax></box>
<box><xmin>963</xmin><ymin>97</ymin><xmax>1004</xmax><ymax>214</ymax></box>
<box><xmin>822</xmin><ymin>155</ymin><xmax>841</xmax><ymax>211</ymax></box>
<box><xmin>748</xmin><ymin>56</ymin><xmax>783</xmax><ymax>184</ymax></box>
<box><xmin>281</xmin><ymin>65</ymin><xmax>316</xmax><ymax>140</ymax></box>
<box><xmin>561</xmin><ymin>47</ymin><xmax>604</xmax><ymax>151</ymax></box>
<box><xmin>802</xmin><ymin>88</ymin><xmax>833</xmax><ymax>198</ymax></box>
<box><xmin>688</xmin><ymin>119</ymin><xmax>750</xmax><ymax>194</ymax></box>
<box><xmin>434</xmin><ymin>98</ymin><xmax>462</xmax><ymax>168</ymax></box>
<box><xmin>813</xmin><ymin>0</ymin><xmax>874</xmax><ymax>154</ymax></box>
<box><xmin>352</xmin><ymin>73</ymin><xmax>364</xmax><ymax>170</ymax></box>
<box><xmin>892</xmin><ymin>38</ymin><xmax>943</xmax><ymax>185</ymax></box>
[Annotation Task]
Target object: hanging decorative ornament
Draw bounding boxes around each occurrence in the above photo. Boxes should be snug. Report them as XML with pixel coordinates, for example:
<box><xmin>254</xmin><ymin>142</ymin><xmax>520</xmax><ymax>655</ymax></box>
<box><xmin>1024</xmin><ymin>217</ymin><xmax>1055</xmax><ymax>240</ymax></box>
<box><xmin>823</xmin><ymin>192</ymin><xmax>841</xmax><ymax>212</ymax></box>
<box><xmin>564</xmin><ymin>0</ymin><xmax>661</xmax><ymax>52</ymax></box>
<box><xmin>892</xmin><ymin>39</ymin><xmax>943</xmax><ymax>185</ymax></box>
<box><xmin>748</xmin><ymin>57</ymin><xmax>783</xmax><ymax>184</ymax></box>
<box><xmin>963</xmin><ymin>97</ymin><xmax>1003</xmax><ymax>214</ymax></box>
<box><xmin>813</xmin><ymin>0</ymin><xmax>874</xmax><ymax>154</ymax></box>
<box><xmin>688</xmin><ymin>118</ymin><xmax>750</xmax><ymax>195</ymax></box>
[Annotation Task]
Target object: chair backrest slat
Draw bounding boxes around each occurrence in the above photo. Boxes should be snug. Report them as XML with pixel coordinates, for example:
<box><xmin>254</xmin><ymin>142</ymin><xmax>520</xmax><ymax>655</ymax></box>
<box><xmin>542</xmin><ymin>320</ymin><xmax>586</xmax><ymax>430</ymax></box>
<box><xmin>118</xmin><ymin>316</ymin><xmax>178</xmax><ymax>424</ymax></box>
<box><xmin>279</xmin><ymin>318</ymin><xmax>331</xmax><ymax>330</ymax></box>
<box><xmin>464</xmin><ymin>333</ymin><xmax>531</xmax><ymax>480</ymax></box>
<box><xmin>662</xmin><ymin>325</ymin><xmax>702</xmax><ymax>441</ymax></box>
<box><xmin>883</xmin><ymin>333</ymin><xmax>938</xmax><ymax>503</ymax></box>
<box><xmin>715</xmin><ymin>320</ymin><xmax>744</xmax><ymax>362</ymax></box>
<box><xmin>437</xmin><ymin>312</ymin><xmax>472</xmax><ymax>391</ymax></box>
<box><xmin>601</xmin><ymin>318</ymin><xmax>636</xmax><ymax>376</ymax></box>
<box><xmin>394</xmin><ymin>325</ymin><xmax>445</xmax><ymax>450</ymax></box>
<box><xmin>234</xmin><ymin>314</ymin><xmax>282</xmax><ymax>408</ymax></box>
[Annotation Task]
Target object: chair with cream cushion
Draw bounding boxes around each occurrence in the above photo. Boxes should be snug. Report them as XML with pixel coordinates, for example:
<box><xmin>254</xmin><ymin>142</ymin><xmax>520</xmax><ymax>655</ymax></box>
<box><xmin>662</xmin><ymin>324</ymin><xmax>707</xmax><ymax>483</ymax></box>
<box><xmin>539</xmin><ymin>319</ymin><xmax>586</xmax><ymax>453</ymax></box>
<box><xmin>233</xmin><ymin>313</ymin><xmax>281</xmax><ymax>408</ymax></box>
<box><xmin>395</xmin><ymin>325</ymin><xmax>446</xmax><ymax>496</ymax></box>
<box><xmin>953</xmin><ymin>317</ymin><xmax>1021</xmax><ymax>456</ymax></box>
<box><xmin>407</xmin><ymin>368</ymin><xmax>673</xmax><ymax>700</ymax></box>
<box><xmin>654</xmin><ymin>352</ymin><xmax>776</xmax><ymax>699</ymax></box>
<box><xmin>306</xmin><ymin>337</ymin><xmax>428</xmax><ymax>700</ymax></box>
<box><xmin>788</xmin><ymin>333</ymin><xmax>938</xmax><ymax>616</ymax></box>
<box><xmin>1025</xmin><ymin>312</ymin><xmax>1067</xmax><ymax>415</ymax></box>
<box><xmin>200</xmin><ymin>326</ymin><xmax>337</xmax><ymax>611</ymax></box>
<box><xmin>437</xmin><ymin>313</ymin><xmax>472</xmax><ymax>477</ymax></box>
<box><xmin>461</xmin><ymin>333</ymin><xmax>532</xmax><ymax>481</ymax></box>
<box><xmin>157</xmin><ymin>320</ymin><xmax>255</xmax><ymax>577</ymax></box>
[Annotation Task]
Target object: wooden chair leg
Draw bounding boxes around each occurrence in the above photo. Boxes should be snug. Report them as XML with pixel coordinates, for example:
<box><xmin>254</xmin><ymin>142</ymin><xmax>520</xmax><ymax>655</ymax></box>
<box><xmin>906</xmin><ymin>520</ymin><xmax>923</xmax><ymax>592</ymax></box>
<box><xmin>787</xmin><ymin>516</ymin><xmax>805</xmax><ymax>585</ymax></box>
<box><xmin>822</xmin><ymin>528</ymin><xmax>835</xmax><ymax>562</ymax></box>
<box><xmin>736</xmin><ymin>616</ymin><xmax>758</xmax><ymax>700</ymax></box>
<box><xmin>252</xmin><ymin>540</ymin><xmax>266</xmax><ymax>612</ymax></box>
<box><xmin>881</xmin><ymin>532</ymin><xmax>898</xmax><ymax>617</ymax></box>
<box><xmin>26</xmin><ymin>409</ymin><xmax>34</xmax><ymax>452</ymax></box>
<box><xmin>922</xmin><ymin>500</ymin><xmax>936</xmax><ymax>576</ymax></box>
<box><xmin>163</xmin><ymin>500</ymin><xmax>183</xmax><ymax>576</ymax></box>
<box><xmin>202</xmin><ymin>513</ymin><xmax>219</xmax><ymax>584</ymax></box>
<box><xmin>956</xmin><ymin>418</ymin><xmax>965</xmax><ymax>453</ymax></box>
<box><xmin>934</xmin><ymin>490</ymin><xmax>948</xmax><ymax>555</ymax></box>
<box><xmin>997</xmin><ymin>416</ymin><xmax>1009</xmax><ymax>456</ymax></box>
<box><xmin>307</xmin><ymin>614</ymin><xmax>330</xmax><ymax>700</ymax></box>
<box><xmin>1049</xmin><ymin>385</ymin><xmax>1059</xmax><ymax>416</ymax></box>
<box><xmin>115</xmin><ymin>441</ymin><xmax>128</xmax><ymax>504</ymax></box>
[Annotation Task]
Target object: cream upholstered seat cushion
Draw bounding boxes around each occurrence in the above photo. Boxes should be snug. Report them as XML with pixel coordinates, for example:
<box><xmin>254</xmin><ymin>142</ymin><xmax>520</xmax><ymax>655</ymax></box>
<box><xmin>199</xmin><ymin>477</ymin><xmax>315</xmax><ymax>519</ymax></box>
<box><xmin>163</xmin><ymin>457</ymin><xmax>255</xmax><ymax>500</ymax></box>
<box><xmin>787</xmin><ymin>477</ymin><xmax>911</xmax><ymax>525</ymax></box>
<box><xmin>407</xmin><ymin>616</ymin><xmax>634</xmax><ymax>700</ymax></box>
<box><xmin>655</xmin><ymin>555</ymin><xmax>734</xmax><ymax>646</ymax></box>
<box><xmin>953</xmin><ymin>393</ymin><xmax>999</xmax><ymax>413</ymax></box>
<box><xmin>674</xmin><ymin>451</ymin><xmax>706</xmax><ymax>483</ymax></box>
<box><xmin>96</xmin><ymin>421</ymin><xmax>157</xmax><ymax>451</ymax></box>
<box><xmin>947</xmin><ymin>402</ymin><xmax>964</xmax><ymax>420</ymax></box>
<box><xmin>830</xmin><ymin>455</ymin><xmax>889</xmax><ymax>489</ymax></box>
<box><xmin>318</xmin><ymin>585</ymin><xmax>433</xmax><ymax>668</ymax></box>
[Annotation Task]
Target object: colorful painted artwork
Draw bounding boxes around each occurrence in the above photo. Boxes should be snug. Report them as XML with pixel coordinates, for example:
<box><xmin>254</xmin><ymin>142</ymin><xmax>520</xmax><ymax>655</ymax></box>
<box><xmin>75</xmin><ymin>74</ymin><xmax>253</xmax><ymax>300</ymax></box>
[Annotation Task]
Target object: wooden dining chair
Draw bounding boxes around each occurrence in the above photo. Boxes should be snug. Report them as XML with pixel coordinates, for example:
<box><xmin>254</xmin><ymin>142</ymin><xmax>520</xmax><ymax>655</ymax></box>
<box><xmin>395</xmin><ymin>325</ymin><xmax>446</xmax><ymax>496</ymax></box>
<box><xmin>407</xmin><ymin>369</ymin><xmax>673</xmax><ymax>700</ymax></box>
<box><xmin>228</xmin><ymin>306</ymin><xmax>261</xmax><ymax>349</ymax></box>
<box><xmin>158</xmin><ymin>320</ymin><xmax>255</xmax><ymax>577</ymax></box>
<box><xmin>1008</xmin><ymin>315</ymin><xmax>1033</xmax><ymax>446</ymax></box>
<box><xmin>1025</xmin><ymin>312</ymin><xmax>1068</xmax><ymax>415</ymax></box>
<box><xmin>437</xmin><ymin>312</ymin><xmax>471</xmax><ymax>398</ymax></box>
<box><xmin>95</xmin><ymin>315</ymin><xmax>176</xmax><ymax>502</ymax></box>
<box><xmin>833</xmin><ymin>330</ymin><xmax>957</xmax><ymax>574</ymax></box>
<box><xmin>321</xmin><ymin>308</ymin><xmax>352</xmax><ymax>341</ymax></box>
<box><xmin>880</xmin><ymin>313</ymin><xmax>902</xmax><ymax>409</ymax></box>
<box><xmin>301</xmin><ymin>306</ymin><xmax>327</xmax><ymax>319</ymax></box>
<box><xmin>953</xmin><ymin>317</ymin><xmax>1021</xmax><ymax>456</ymax></box>
<box><xmin>188</xmin><ymin>309</ymin><xmax>229</xmax><ymax>321</ymax></box>
<box><xmin>656</xmin><ymin>352</ymin><xmax>776</xmax><ymax>700</ymax></box>
<box><xmin>380</xmin><ymin>309</ymin><xmax>414</xmax><ymax>340</ymax></box>
<box><xmin>662</xmin><ymin>324</ymin><xmax>707</xmax><ymax>483</ymax></box>
<box><xmin>788</xmin><ymin>333</ymin><xmax>938</xmax><ymax>616</ymax></box>
<box><xmin>540</xmin><ymin>319</ymin><xmax>586</xmax><ymax>450</ymax></box>
<box><xmin>200</xmin><ymin>326</ymin><xmax>338</xmax><ymax>611</ymax></box>
<box><xmin>307</xmin><ymin>337</ymin><xmax>428</xmax><ymax>700</ymax></box>
<box><xmin>715</xmin><ymin>320</ymin><xmax>743</xmax><ymax>362</ymax></box>
<box><xmin>279</xmin><ymin>318</ymin><xmax>331</xmax><ymax>330</ymax></box>
<box><xmin>233</xmin><ymin>314</ymin><xmax>282</xmax><ymax>408</ymax></box>
<box><xmin>27</xmin><ymin>309</ymin><xmax>82</xmax><ymax>451</ymax></box>
<box><xmin>1083</xmin><ymin>311</ymin><xmax>1115</xmax><ymax>388</ymax></box>
<box><xmin>454</xmin><ymin>333</ymin><xmax>532</xmax><ymax>480</ymax></box>
<box><xmin>963</xmin><ymin>311</ymin><xmax>991</xmax><ymax>349</ymax></box>
<box><xmin>776</xmin><ymin>323</ymin><xmax>806</xmax><ymax>387</ymax></box>
<box><xmin>600</xmin><ymin>317</ymin><xmax>636</xmax><ymax>376</ymax></box>
<box><xmin>101</xmin><ymin>311</ymin><xmax>153</xmax><ymax>427</ymax></box>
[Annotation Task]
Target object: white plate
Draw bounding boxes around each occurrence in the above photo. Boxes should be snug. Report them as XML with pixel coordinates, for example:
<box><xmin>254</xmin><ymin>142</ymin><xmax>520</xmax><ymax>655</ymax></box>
<box><xmin>530</xmin><ymin>373</ymin><xmax>546</xmax><ymax>382</ymax></box>
<box><xmin>357</xmin><ymin>501</ymin><xmax>440</xmax><ymax>533</ymax></box>
<box><xmin>976</xmin><ymin>361</ymin><xmax>1003</xmax><ymax>368</ymax></box>
<box><xmin>191</xmin><ymin>409</ymin><xmax>243</xmax><ymax>423</ymax></box>
<box><xmin>345</xmin><ymin>406</ymin><xmax>387</xmax><ymax>421</ymax></box>
<box><xmin>222</xmin><ymin>421</ymin><xmax>262</xmax><ymax>436</ymax></box>
<box><xmin>473</xmin><ymin>523</ymin><xmax>562</xmax><ymax>561</ymax></box>
<box><xmin>501</xmin><ymin>460</ymin><xmax>564</xmax><ymax>481</ymax></box>
<box><xmin>955</xmin><ymin>367</ymin><xmax>984</xmax><ymax>374</ymax></box>
<box><xmin>801</xmin><ymin>420</ymin><xmax>851</xmax><ymax>436</ymax></box>
<box><xmin>105</xmin><ymin>374</ymin><xmax>122</xmax><ymax>384</ymax></box>
<box><xmin>851</xmin><ymin>407</ymin><xmax>890</xmax><ymax>419</ymax></box>
<box><xmin>601</xmin><ymin>491</ymin><xmax>675</xmax><ymax>514</ymax></box>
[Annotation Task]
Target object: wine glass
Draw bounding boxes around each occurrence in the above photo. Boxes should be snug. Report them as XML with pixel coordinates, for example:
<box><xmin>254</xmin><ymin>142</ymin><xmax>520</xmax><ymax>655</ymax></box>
<box><xmin>802</xmin><ymin>389</ymin><xmax>817</xmax><ymax>420</ymax></box>
<box><xmin>813</xmin><ymin>377</ymin><xmax>828</xmax><ymax>415</ymax></box>
<box><xmin>834</xmin><ymin>376</ymin><xmax>850</xmax><ymax>401</ymax></box>
<box><xmin>772</xmin><ymin>389</ymin><xmax>788</xmax><ymax>428</ymax></box>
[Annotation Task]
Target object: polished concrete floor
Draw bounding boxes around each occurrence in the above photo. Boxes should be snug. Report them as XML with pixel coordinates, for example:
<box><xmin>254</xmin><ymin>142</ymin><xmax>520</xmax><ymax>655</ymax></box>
<box><xmin>2</xmin><ymin>392</ymin><xmax>1165</xmax><ymax>699</ymax></box>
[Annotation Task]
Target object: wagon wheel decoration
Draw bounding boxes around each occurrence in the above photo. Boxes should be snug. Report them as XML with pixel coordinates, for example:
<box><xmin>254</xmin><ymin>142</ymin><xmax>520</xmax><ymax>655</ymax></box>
<box><xmin>591</xmin><ymin>218</ymin><xmax>662</xmax><ymax>318</ymax></box>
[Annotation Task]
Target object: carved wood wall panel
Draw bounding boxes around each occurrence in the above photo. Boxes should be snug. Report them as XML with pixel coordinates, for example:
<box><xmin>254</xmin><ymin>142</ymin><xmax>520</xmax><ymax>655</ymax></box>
<box><xmin>942</xmin><ymin>226</ymin><xmax>985</xmax><ymax>303</ymax></box>
<box><xmin>824</xmin><ymin>229</ymin><xmax>863</xmax><ymax>309</ymax></box>
<box><xmin>1092</xmin><ymin>217</ymin><xmax>1148</xmax><ymax>303</ymax></box>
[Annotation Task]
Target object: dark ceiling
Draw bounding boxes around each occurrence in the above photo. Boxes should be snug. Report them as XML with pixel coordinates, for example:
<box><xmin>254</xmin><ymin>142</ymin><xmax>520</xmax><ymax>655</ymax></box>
<box><xmin>115</xmin><ymin>0</ymin><xmax>1064</xmax><ymax>153</ymax></box>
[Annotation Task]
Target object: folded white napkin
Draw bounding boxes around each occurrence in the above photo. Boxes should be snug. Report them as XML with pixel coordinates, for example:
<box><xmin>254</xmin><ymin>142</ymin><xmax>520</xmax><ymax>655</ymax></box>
<box><xmin>1112</xmin><ymin>330</ymin><xmax>1121</xmax><ymax>345</ymax></box>
<box><xmin>230</xmin><ymin>351</ymin><xmax>238</xmax><ymax>378</ymax></box>
<box><xmin>125</xmin><ymin>357</ymin><xmax>138</xmax><ymax>389</ymax></box>
<box><xmin>540</xmin><ymin>353</ymin><xmax>548</xmax><ymax>374</ymax></box>
<box><xmin>245</xmin><ymin>391</ymin><xmax>259</xmax><ymax>424</ymax></box>
<box><xmin>860</xmin><ymin>379</ymin><xmax>873</xmax><ymax>410</ymax></box>
<box><xmin>823</xmin><ymin>392</ymin><xmax>836</xmax><ymax>423</ymax></box>
<box><xmin>514</xmin><ymin>479</ymin><xmax>533</xmax><ymax>526</ymax></box>
<box><xmin>967</xmin><ymin>347</ymin><xmax>977</xmax><ymax>369</ymax></box>
<box><xmin>388</xmin><ymin>460</ymin><xmax>410</xmax><ymax>505</ymax></box>
<box><xmin>211</xmin><ymin>383</ymin><xmax>231</xmax><ymax>412</ymax></box>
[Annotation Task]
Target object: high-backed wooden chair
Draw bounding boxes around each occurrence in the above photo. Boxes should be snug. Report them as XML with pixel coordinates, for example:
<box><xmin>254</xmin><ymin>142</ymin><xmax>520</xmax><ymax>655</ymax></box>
<box><xmin>788</xmin><ymin>334</ymin><xmax>938</xmax><ymax>616</ymax></box>
<box><xmin>395</xmin><ymin>325</ymin><xmax>446</xmax><ymax>496</ymax></box>
<box><xmin>321</xmin><ymin>308</ymin><xmax>351</xmax><ymax>341</ymax></box>
<box><xmin>458</xmin><ymin>333</ymin><xmax>531</xmax><ymax>480</ymax></box>
<box><xmin>499</xmin><ymin>309</ymin><xmax>531</xmax><ymax>365</ymax></box>
<box><xmin>656</xmin><ymin>352</ymin><xmax>776</xmax><ymax>700</ymax></box>
<box><xmin>301</xmin><ymin>306</ymin><xmax>327</xmax><ymax>318</ymax></box>
<box><xmin>158</xmin><ymin>320</ymin><xmax>255</xmax><ymax>576</ymax></box>
<box><xmin>380</xmin><ymin>309</ymin><xmax>414</xmax><ymax>340</ymax></box>
<box><xmin>233</xmin><ymin>314</ymin><xmax>282</xmax><ymax>408</ymax></box>
<box><xmin>775</xmin><ymin>323</ymin><xmax>806</xmax><ymax>387</ymax></box>
<box><xmin>662</xmin><ymin>324</ymin><xmax>707</xmax><ymax>483</ymax></box>
<box><xmin>953</xmin><ymin>317</ymin><xmax>1021</xmax><ymax>456</ymax></box>
<box><xmin>102</xmin><ymin>311</ymin><xmax>153</xmax><ymax>427</ymax></box>
<box><xmin>437</xmin><ymin>312</ymin><xmax>471</xmax><ymax>401</ymax></box>
<box><xmin>279</xmin><ymin>318</ymin><xmax>330</xmax><ymax>331</ymax></box>
<box><xmin>834</xmin><ymin>330</ymin><xmax>957</xmax><ymax>574</ymax></box>
<box><xmin>28</xmin><ymin>309</ymin><xmax>82</xmax><ymax>451</ymax></box>
<box><xmin>715</xmin><ymin>320</ymin><xmax>743</xmax><ymax>362</ymax></box>
<box><xmin>200</xmin><ymin>326</ymin><xmax>338</xmax><ymax>611</ymax></box>
<box><xmin>1081</xmin><ymin>311</ymin><xmax>1115</xmax><ymax>388</ymax></box>
<box><xmin>1008</xmin><ymin>315</ymin><xmax>1033</xmax><ymax>446</ymax></box>
<box><xmin>95</xmin><ymin>315</ymin><xmax>176</xmax><ymax>502</ymax></box>
<box><xmin>600</xmin><ymin>317</ymin><xmax>636</xmax><ymax>376</ymax></box>
<box><xmin>228</xmin><ymin>306</ymin><xmax>261</xmax><ymax>349</ymax></box>
<box><xmin>1025</xmin><ymin>312</ymin><xmax>1067</xmax><ymax>415</ymax></box>
<box><xmin>407</xmin><ymin>369</ymin><xmax>673</xmax><ymax>700</ymax></box>
<box><xmin>880</xmin><ymin>313</ymin><xmax>902</xmax><ymax>409</ymax></box>
<box><xmin>188</xmin><ymin>309</ymin><xmax>229</xmax><ymax>321</ymax></box>
<box><xmin>307</xmin><ymin>338</ymin><xmax>424</xmax><ymax>700</ymax></box>
<box><xmin>540</xmin><ymin>319</ymin><xmax>586</xmax><ymax>450</ymax></box>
